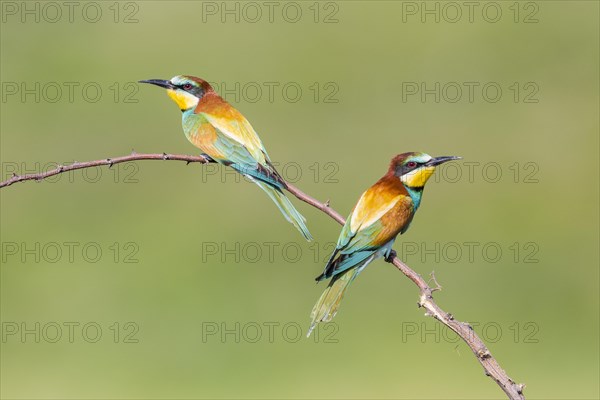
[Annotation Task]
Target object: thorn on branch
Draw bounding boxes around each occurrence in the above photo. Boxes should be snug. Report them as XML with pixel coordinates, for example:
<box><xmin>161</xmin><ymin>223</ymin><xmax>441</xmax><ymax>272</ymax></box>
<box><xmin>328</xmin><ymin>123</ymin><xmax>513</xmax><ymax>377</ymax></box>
<box><xmin>12</xmin><ymin>172</ymin><xmax>18</xmax><ymax>177</ymax></box>
<box><xmin>107</xmin><ymin>158</ymin><xmax>114</xmax><ymax>168</ymax></box>
<box><xmin>162</xmin><ymin>153</ymin><xmax>169</xmax><ymax>160</ymax></box>
<box><xmin>429</xmin><ymin>271</ymin><xmax>442</xmax><ymax>292</ymax></box>
<box><xmin>324</xmin><ymin>199</ymin><xmax>331</xmax><ymax>207</ymax></box>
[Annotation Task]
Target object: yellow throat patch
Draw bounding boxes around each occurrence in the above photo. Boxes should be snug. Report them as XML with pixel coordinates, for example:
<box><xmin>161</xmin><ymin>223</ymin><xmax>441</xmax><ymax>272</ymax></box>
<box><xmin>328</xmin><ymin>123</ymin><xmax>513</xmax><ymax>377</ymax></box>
<box><xmin>401</xmin><ymin>166</ymin><xmax>435</xmax><ymax>188</ymax></box>
<box><xmin>166</xmin><ymin>89</ymin><xmax>199</xmax><ymax>111</ymax></box>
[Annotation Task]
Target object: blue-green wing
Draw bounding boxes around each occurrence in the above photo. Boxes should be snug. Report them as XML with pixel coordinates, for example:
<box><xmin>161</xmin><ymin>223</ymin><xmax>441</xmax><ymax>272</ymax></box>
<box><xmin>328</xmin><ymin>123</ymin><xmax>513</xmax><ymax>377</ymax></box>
<box><xmin>317</xmin><ymin>219</ymin><xmax>383</xmax><ymax>280</ymax></box>
<box><xmin>317</xmin><ymin>189</ymin><xmax>407</xmax><ymax>281</ymax></box>
<box><xmin>201</xmin><ymin>112</ymin><xmax>283</xmax><ymax>189</ymax></box>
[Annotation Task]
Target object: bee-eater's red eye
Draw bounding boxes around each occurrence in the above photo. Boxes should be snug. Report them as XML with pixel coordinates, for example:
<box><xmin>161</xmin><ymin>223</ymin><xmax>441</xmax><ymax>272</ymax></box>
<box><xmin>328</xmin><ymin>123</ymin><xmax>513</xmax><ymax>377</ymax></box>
<box><xmin>407</xmin><ymin>161</ymin><xmax>417</xmax><ymax>168</ymax></box>
<box><xmin>183</xmin><ymin>83</ymin><xmax>192</xmax><ymax>90</ymax></box>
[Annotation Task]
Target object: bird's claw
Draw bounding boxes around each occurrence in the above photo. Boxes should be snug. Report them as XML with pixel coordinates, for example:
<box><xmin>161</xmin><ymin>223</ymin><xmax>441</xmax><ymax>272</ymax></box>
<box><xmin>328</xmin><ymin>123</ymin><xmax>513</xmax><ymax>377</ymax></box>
<box><xmin>200</xmin><ymin>153</ymin><xmax>215</xmax><ymax>163</ymax></box>
<box><xmin>385</xmin><ymin>249</ymin><xmax>397</xmax><ymax>263</ymax></box>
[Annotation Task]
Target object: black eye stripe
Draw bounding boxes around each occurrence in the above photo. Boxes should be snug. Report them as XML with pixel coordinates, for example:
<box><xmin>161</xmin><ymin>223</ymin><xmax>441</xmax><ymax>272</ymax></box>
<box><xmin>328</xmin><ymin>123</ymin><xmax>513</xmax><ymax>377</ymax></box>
<box><xmin>174</xmin><ymin>83</ymin><xmax>206</xmax><ymax>102</ymax></box>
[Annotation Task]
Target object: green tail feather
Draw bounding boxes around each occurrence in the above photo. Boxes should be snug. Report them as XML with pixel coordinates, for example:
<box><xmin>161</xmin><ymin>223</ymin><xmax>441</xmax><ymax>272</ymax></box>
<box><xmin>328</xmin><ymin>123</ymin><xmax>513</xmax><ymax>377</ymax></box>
<box><xmin>255</xmin><ymin>181</ymin><xmax>312</xmax><ymax>241</ymax></box>
<box><xmin>307</xmin><ymin>267</ymin><xmax>364</xmax><ymax>337</ymax></box>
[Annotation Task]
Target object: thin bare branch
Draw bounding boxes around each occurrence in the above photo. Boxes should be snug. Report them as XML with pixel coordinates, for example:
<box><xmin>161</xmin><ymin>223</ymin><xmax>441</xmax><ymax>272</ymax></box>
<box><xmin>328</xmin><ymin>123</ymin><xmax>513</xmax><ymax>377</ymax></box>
<box><xmin>0</xmin><ymin>152</ymin><xmax>525</xmax><ymax>399</ymax></box>
<box><xmin>0</xmin><ymin>152</ymin><xmax>213</xmax><ymax>188</ymax></box>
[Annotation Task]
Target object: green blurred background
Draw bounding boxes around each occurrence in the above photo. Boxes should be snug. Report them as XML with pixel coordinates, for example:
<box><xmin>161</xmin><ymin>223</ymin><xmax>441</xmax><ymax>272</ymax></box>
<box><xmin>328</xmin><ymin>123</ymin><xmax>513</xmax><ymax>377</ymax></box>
<box><xmin>1</xmin><ymin>1</ymin><xmax>598</xmax><ymax>399</ymax></box>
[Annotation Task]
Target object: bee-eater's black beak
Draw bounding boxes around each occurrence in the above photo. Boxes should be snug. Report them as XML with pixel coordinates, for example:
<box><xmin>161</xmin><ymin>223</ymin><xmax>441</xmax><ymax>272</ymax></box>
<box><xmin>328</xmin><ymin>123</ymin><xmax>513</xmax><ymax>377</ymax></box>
<box><xmin>426</xmin><ymin>156</ymin><xmax>462</xmax><ymax>166</ymax></box>
<box><xmin>139</xmin><ymin>79</ymin><xmax>176</xmax><ymax>90</ymax></box>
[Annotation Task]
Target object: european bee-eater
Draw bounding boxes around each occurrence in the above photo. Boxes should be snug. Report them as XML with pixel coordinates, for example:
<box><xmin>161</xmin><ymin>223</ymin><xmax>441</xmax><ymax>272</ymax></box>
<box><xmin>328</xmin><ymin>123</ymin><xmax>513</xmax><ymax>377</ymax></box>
<box><xmin>308</xmin><ymin>152</ymin><xmax>460</xmax><ymax>335</ymax></box>
<box><xmin>140</xmin><ymin>75</ymin><xmax>312</xmax><ymax>241</ymax></box>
